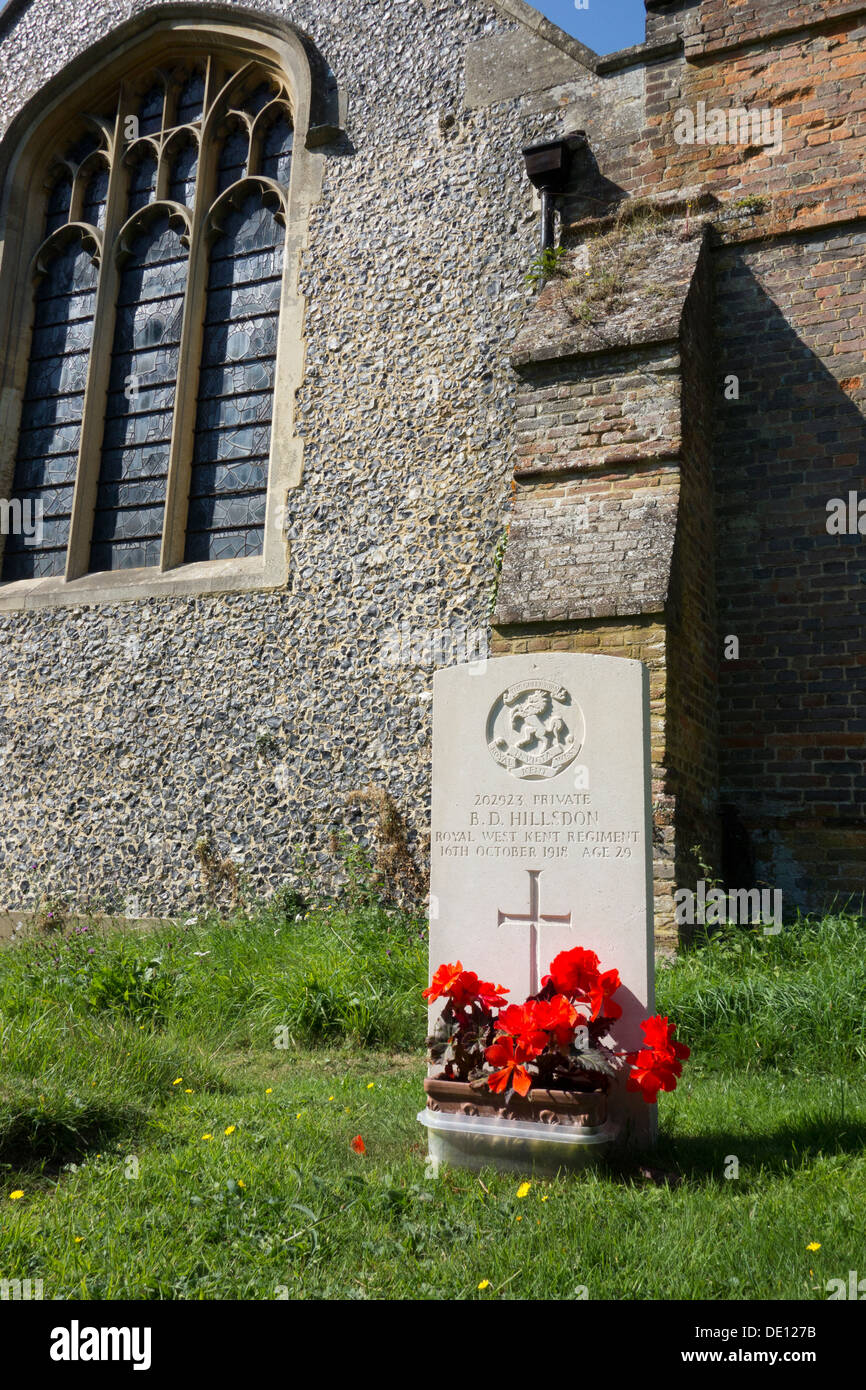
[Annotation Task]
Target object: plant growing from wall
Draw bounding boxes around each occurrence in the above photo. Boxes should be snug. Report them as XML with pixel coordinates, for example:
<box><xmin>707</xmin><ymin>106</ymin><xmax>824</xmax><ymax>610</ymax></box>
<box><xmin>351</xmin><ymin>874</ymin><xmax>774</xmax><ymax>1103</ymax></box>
<box><xmin>732</xmin><ymin>195</ymin><xmax>768</xmax><ymax>215</ymax></box>
<box><xmin>488</xmin><ymin>526</ymin><xmax>509</xmax><ymax>620</ymax></box>
<box><xmin>193</xmin><ymin>833</ymin><xmax>241</xmax><ymax>912</ymax></box>
<box><xmin>525</xmin><ymin>244</ymin><xmax>569</xmax><ymax>290</ymax></box>
<box><xmin>562</xmin><ymin>199</ymin><xmax>675</xmax><ymax>326</ymax></box>
<box><xmin>344</xmin><ymin>785</ymin><xmax>426</xmax><ymax>906</ymax></box>
<box><xmin>254</xmin><ymin>727</ymin><xmax>281</xmax><ymax>759</ymax></box>
<box><xmin>33</xmin><ymin>891</ymin><xmax>71</xmax><ymax>933</ymax></box>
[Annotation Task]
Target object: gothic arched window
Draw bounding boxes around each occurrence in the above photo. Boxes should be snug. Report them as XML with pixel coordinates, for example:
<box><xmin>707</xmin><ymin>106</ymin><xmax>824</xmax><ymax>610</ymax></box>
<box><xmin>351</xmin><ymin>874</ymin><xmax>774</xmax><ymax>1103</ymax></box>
<box><xmin>0</xmin><ymin>13</ymin><xmax>315</xmax><ymax>605</ymax></box>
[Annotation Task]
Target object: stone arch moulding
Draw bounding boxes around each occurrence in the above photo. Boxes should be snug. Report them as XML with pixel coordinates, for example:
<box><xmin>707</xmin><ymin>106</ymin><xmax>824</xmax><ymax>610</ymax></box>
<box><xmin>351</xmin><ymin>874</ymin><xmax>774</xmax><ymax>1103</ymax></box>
<box><xmin>0</xmin><ymin>4</ymin><xmax>344</xmax><ymax>610</ymax></box>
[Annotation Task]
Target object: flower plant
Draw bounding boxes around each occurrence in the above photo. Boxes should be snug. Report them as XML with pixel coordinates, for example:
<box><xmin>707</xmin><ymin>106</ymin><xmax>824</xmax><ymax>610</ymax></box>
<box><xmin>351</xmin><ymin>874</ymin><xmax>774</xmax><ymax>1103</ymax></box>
<box><xmin>423</xmin><ymin>947</ymin><xmax>689</xmax><ymax>1104</ymax></box>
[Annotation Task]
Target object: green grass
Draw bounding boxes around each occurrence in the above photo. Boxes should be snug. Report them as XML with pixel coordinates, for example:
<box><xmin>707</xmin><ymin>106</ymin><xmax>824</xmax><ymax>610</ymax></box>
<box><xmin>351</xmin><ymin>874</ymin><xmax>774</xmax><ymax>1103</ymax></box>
<box><xmin>1</xmin><ymin>905</ymin><xmax>864</xmax><ymax>1299</ymax></box>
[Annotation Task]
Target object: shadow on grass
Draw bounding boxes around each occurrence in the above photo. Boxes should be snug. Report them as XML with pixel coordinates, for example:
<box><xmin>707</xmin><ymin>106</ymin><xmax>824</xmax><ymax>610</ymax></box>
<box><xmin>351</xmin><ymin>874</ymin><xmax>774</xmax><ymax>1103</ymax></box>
<box><xmin>606</xmin><ymin>1116</ymin><xmax>866</xmax><ymax>1186</ymax></box>
<box><xmin>0</xmin><ymin>1101</ymin><xmax>145</xmax><ymax>1173</ymax></box>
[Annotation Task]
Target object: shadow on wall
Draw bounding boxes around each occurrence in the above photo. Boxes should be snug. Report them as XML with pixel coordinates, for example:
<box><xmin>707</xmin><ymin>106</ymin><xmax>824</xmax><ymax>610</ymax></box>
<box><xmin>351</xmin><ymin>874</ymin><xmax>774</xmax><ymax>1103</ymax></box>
<box><xmin>713</xmin><ymin>244</ymin><xmax>866</xmax><ymax>913</ymax></box>
<box><xmin>558</xmin><ymin>146</ymin><xmax>628</xmax><ymax>226</ymax></box>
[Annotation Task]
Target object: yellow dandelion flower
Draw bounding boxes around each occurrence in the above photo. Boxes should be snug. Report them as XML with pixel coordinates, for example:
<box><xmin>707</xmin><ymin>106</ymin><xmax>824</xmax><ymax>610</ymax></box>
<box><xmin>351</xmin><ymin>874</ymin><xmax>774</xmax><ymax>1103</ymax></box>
<box><xmin>366</xmin><ymin>1083</ymin><xmax>375</xmax><ymax>1090</ymax></box>
<box><xmin>172</xmin><ymin>1078</ymin><xmax>183</xmax><ymax>1085</ymax></box>
<box><xmin>74</xmin><ymin>1237</ymin><xmax>83</xmax><ymax>1244</ymax></box>
<box><xmin>516</xmin><ymin>1215</ymin><xmax>523</xmax><ymax>1222</ymax></box>
<box><xmin>517</xmin><ymin>1182</ymin><xmax>531</xmax><ymax>1199</ymax></box>
<box><xmin>184</xmin><ymin>1089</ymin><xmax>193</xmax><ymax>1094</ymax></box>
<box><xmin>477</xmin><ymin>1279</ymin><xmax>490</xmax><ymax>1290</ymax></box>
<box><xmin>224</xmin><ymin>1125</ymin><xmax>236</xmax><ymax>1136</ymax></box>
<box><xmin>201</xmin><ymin>1134</ymin><xmax>213</xmax><ymax>1141</ymax></box>
<box><xmin>265</xmin><ymin>1088</ymin><xmax>273</xmax><ymax>1095</ymax></box>
<box><xmin>9</xmin><ymin>1191</ymin><xmax>24</xmax><ymax>1201</ymax></box>
<box><xmin>806</xmin><ymin>1242</ymin><xmax>821</xmax><ymax>1252</ymax></box>
<box><xmin>238</xmin><ymin>1180</ymin><xmax>246</xmax><ymax>1189</ymax></box>
<box><xmin>541</xmin><ymin>1194</ymin><xmax>549</xmax><ymax>1202</ymax></box>
<box><xmin>328</xmin><ymin>1096</ymin><xmax>335</xmax><ymax>1102</ymax></box>
<box><xmin>296</xmin><ymin>1113</ymin><xmax>302</xmax><ymax>1120</ymax></box>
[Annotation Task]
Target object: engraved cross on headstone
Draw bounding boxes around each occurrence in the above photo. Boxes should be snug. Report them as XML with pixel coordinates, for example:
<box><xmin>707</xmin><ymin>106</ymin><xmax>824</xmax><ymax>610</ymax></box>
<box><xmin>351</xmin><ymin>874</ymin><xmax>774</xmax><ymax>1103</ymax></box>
<box><xmin>497</xmin><ymin>868</ymin><xmax>572</xmax><ymax>996</ymax></box>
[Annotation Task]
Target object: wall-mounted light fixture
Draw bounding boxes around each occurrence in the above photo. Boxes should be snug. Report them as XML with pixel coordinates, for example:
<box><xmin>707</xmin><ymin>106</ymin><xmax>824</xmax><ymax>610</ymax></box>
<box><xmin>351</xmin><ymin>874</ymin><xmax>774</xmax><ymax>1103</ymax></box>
<box><xmin>522</xmin><ymin>131</ymin><xmax>588</xmax><ymax>253</ymax></box>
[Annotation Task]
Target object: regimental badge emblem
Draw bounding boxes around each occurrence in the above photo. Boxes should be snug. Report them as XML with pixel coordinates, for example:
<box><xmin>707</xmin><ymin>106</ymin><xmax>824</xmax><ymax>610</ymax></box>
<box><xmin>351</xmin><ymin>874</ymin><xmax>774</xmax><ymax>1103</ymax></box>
<box><xmin>486</xmin><ymin>682</ymin><xmax>584</xmax><ymax>780</ymax></box>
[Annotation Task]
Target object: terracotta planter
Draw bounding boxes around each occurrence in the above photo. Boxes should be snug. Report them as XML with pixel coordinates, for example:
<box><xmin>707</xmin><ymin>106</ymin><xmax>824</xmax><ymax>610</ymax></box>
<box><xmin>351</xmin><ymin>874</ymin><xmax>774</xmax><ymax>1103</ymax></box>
<box><xmin>423</xmin><ymin>1077</ymin><xmax>607</xmax><ymax>1128</ymax></box>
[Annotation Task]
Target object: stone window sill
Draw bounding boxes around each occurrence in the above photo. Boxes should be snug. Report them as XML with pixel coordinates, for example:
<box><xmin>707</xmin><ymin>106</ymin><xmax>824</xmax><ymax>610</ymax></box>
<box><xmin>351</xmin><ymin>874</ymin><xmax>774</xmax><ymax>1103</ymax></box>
<box><xmin>0</xmin><ymin>554</ymin><xmax>287</xmax><ymax>612</ymax></box>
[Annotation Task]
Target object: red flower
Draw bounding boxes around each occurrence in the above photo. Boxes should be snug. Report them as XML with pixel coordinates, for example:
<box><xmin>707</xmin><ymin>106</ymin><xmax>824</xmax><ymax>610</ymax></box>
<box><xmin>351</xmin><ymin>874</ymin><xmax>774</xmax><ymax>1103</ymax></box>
<box><xmin>626</xmin><ymin>1051</ymin><xmax>684</xmax><ymax>1103</ymax></box>
<box><xmin>639</xmin><ymin>1015</ymin><xmax>690</xmax><ymax>1059</ymax></box>
<box><xmin>351</xmin><ymin>1135</ymin><xmax>366</xmax><ymax>1154</ymax></box>
<box><xmin>545</xmin><ymin>947</ymin><xmax>601</xmax><ymax>998</ymax></box>
<box><xmin>446</xmin><ymin>972</ymin><xmax>486</xmax><ymax>1008</ymax></box>
<box><xmin>493</xmin><ymin>1002</ymin><xmax>548</xmax><ymax>1057</ymax></box>
<box><xmin>422</xmin><ymin>961</ymin><xmax>465</xmax><ymax>1003</ymax></box>
<box><xmin>532</xmin><ymin>994</ymin><xmax>580</xmax><ymax>1046</ymax></box>
<box><xmin>588</xmin><ymin>968</ymin><xmax>623</xmax><ymax>1022</ymax></box>
<box><xmin>544</xmin><ymin>948</ymin><xmax>623</xmax><ymax>1022</ymax></box>
<box><xmin>626</xmin><ymin>1015</ymin><xmax>690</xmax><ymax>1103</ymax></box>
<box><xmin>485</xmin><ymin>1036</ymin><xmax>536</xmax><ymax>1097</ymax></box>
<box><xmin>423</xmin><ymin>962</ymin><xmax>508</xmax><ymax>1010</ymax></box>
<box><xmin>473</xmin><ymin>977</ymin><xmax>510</xmax><ymax>1010</ymax></box>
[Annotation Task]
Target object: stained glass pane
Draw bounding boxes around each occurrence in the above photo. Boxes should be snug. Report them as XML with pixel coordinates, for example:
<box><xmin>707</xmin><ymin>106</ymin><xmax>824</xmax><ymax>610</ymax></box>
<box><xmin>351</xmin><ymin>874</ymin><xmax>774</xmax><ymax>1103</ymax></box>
<box><xmin>184</xmin><ymin>193</ymin><xmax>283</xmax><ymax>562</ymax></box>
<box><xmin>90</xmin><ymin>215</ymin><xmax>188</xmax><ymax>572</ymax></box>
<box><xmin>242</xmin><ymin>82</ymin><xmax>279</xmax><ymax>117</ymax></box>
<box><xmin>127</xmin><ymin>147</ymin><xmax>158</xmax><ymax>215</ymax></box>
<box><xmin>216</xmin><ymin>123</ymin><xmax>248</xmax><ymax>194</ymax></box>
<box><xmin>45</xmin><ymin>172</ymin><xmax>72</xmax><ymax>237</ymax></box>
<box><xmin>81</xmin><ymin>163</ymin><xmax>109</xmax><ymax>230</ymax></box>
<box><xmin>168</xmin><ymin>136</ymin><xmax>198</xmax><ymax>209</ymax></box>
<box><xmin>66</xmin><ymin>132</ymin><xmax>101</xmax><ymax>166</ymax></box>
<box><xmin>175</xmin><ymin>69</ymin><xmax>205</xmax><ymax>125</ymax></box>
<box><xmin>2</xmin><ymin>237</ymin><xmax>98</xmax><ymax>581</ymax></box>
<box><xmin>138</xmin><ymin>83</ymin><xmax>164</xmax><ymax>137</ymax></box>
<box><xmin>260</xmin><ymin>111</ymin><xmax>293</xmax><ymax>185</ymax></box>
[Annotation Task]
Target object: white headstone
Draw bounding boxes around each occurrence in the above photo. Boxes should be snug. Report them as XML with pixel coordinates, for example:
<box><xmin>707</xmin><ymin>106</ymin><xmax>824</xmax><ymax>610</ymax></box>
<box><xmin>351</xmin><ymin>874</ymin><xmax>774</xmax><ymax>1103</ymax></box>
<box><xmin>428</xmin><ymin>652</ymin><xmax>656</xmax><ymax>1145</ymax></box>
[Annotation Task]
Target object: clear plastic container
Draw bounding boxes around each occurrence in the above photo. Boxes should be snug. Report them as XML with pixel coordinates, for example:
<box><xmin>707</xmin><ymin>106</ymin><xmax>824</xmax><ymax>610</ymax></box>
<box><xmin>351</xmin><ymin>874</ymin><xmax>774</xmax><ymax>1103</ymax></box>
<box><xmin>418</xmin><ymin>1107</ymin><xmax>618</xmax><ymax>1177</ymax></box>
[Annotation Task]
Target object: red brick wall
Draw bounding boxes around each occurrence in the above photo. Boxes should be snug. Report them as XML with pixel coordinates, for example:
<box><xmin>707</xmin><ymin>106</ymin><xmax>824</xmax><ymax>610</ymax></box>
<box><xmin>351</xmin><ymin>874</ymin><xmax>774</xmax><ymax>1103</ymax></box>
<box><xmin>493</xmin><ymin>222</ymin><xmax>718</xmax><ymax>945</ymax></box>
<box><xmin>553</xmin><ymin>2</ymin><xmax>866</xmax><ymax>920</ymax></box>
<box><xmin>713</xmin><ymin>228</ymin><xmax>866</xmax><ymax>910</ymax></box>
<box><xmin>684</xmin><ymin>0</ymin><xmax>866</xmax><ymax>57</ymax></box>
<box><xmin>568</xmin><ymin>3</ymin><xmax>866</xmax><ymax>236</ymax></box>
<box><xmin>666</xmin><ymin>238</ymin><xmax>720</xmax><ymax>902</ymax></box>
<box><xmin>508</xmin><ymin>3</ymin><xmax>866</xmax><ymax>926</ymax></box>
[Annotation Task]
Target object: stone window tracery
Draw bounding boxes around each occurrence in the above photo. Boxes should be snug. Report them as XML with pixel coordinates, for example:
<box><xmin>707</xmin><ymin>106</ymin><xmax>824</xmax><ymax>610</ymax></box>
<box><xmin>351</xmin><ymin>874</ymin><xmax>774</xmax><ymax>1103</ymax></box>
<box><xmin>0</xmin><ymin>48</ymin><xmax>295</xmax><ymax>586</ymax></box>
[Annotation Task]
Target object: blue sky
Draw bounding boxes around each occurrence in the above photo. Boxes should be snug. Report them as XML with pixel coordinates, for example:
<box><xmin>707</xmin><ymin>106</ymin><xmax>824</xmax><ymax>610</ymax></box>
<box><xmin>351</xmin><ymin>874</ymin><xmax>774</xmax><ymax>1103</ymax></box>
<box><xmin>531</xmin><ymin>0</ymin><xmax>647</xmax><ymax>55</ymax></box>
<box><xmin>0</xmin><ymin>1</ymin><xmax>648</xmax><ymax>50</ymax></box>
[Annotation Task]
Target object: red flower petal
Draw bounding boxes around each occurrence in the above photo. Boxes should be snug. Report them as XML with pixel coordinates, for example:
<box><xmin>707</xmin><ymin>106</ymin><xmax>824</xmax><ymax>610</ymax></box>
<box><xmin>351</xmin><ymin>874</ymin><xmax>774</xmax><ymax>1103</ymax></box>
<box><xmin>422</xmin><ymin>961</ymin><xmax>464</xmax><ymax>1003</ymax></box>
<box><xmin>511</xmin><ymin>1064</ymin><xmax>534</xmax><ymax>1098</ymax></box>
